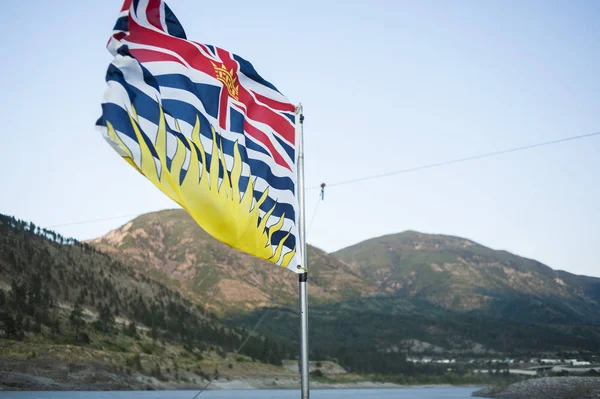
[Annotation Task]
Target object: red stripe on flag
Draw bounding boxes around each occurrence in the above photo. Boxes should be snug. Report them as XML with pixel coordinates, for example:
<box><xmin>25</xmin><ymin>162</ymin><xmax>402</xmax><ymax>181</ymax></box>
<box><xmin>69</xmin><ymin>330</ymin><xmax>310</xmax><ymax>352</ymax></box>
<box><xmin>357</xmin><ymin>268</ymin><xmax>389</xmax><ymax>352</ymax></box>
<box><xmin>112</xmin><ymin>32</ymin><xmax>127</xmax><ymax>42</ymax></box>
<box><xmin>217</xmin><ymin>51</ymin><xmax>295</xmax><ymax>145</ymax></box>
<box><xmin>121</xmin><ymin>0</ymin><xmax>133</xmax><ymax>12</ymax></box>
<box><xmin>127</xmin><ymin>16</ymin><xmax>214</xmax><ymax>76</ymax></box>
<box><xmin>129</xmin><ymin>48</ymin><xmax>185</xmax><ymax>65</ymax></box>
<box><xmin>253</xmin><ymin>92</ymin><xmax>296</xmax><ymax>113</ymax></box>
<box><xmin>243</xmin><ymin>100</ymin><xmax>294</xmax><ymax>145</ymax></box>
<box><xmin>219</xmin><ymin>90</ymin><xmax>228</xmax><ymax>130</ymax></box>
<box><xmin>194</xmin><ymin>42</ymin><xmax>218</xmax><ymax>59</ymax></box>
<box><xmin>146</xmin><ymin>0</ymin><xmax>164</xmax><ymax>31</ymax></box>
<box><xmin>244</xmin><ymin>121</ymin><xmax>291</xmax><ymax>171</ymax></box>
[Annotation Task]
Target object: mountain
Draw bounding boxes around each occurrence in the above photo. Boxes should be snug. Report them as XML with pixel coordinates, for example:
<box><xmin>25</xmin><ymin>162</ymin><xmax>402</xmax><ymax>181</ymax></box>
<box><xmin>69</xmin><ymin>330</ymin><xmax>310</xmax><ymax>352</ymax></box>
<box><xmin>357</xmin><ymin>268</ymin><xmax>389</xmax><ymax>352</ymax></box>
<box><xmin>233</xmin><ymin>231</ymin><xmax>600</xmax><ymax>372</ymax></box>
<box><xmin>333</xmin><ymin>231</ymin><xmax>600</xmax><ymax>324</ymax></box>
<box><xmin>89</xmin><ymin>211</ymin><xmax>600</xmax><ymax>368</ymax></box>
<box><xmin>89</xmin><ymin>209</ymin><xmax>376</xmax><ymax>314</ymax></box>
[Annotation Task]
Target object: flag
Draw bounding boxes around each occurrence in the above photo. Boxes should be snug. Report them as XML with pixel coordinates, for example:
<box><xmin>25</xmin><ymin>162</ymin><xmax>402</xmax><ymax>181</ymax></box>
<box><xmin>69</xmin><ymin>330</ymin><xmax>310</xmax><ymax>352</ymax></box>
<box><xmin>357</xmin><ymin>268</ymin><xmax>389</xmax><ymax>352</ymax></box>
<box><xmin>96</xmin><ymin>0</ymin><xmax>302</xmax><ymax>273</ymax></box>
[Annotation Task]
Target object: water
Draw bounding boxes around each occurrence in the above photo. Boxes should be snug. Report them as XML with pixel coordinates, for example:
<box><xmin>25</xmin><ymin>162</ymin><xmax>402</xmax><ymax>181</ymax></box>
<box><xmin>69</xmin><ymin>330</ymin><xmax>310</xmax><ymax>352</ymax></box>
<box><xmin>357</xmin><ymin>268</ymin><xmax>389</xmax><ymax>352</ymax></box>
<box><xmin>0</xmin><ymin>388</ymin><xmax>485</xmax><ymax>399</ymax></box>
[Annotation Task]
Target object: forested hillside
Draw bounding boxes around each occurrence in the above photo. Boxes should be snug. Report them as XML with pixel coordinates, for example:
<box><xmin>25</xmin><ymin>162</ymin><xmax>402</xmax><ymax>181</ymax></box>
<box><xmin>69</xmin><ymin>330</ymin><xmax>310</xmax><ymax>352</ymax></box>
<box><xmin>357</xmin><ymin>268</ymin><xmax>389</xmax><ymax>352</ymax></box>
<box><xmin>0</xmin><ymin>213</ymin><xmax>291</xmax><ymax>386</ymax></box>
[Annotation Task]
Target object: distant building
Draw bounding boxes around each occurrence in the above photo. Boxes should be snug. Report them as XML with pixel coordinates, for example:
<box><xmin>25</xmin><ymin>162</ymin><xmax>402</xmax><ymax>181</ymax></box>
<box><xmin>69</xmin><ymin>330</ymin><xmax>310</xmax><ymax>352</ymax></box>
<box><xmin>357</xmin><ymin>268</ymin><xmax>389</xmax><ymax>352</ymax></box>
<box><xmin>572</xmin><ymin>361</ymin><xmax>591</xmax><ymax>366</ymax></box>
<box><xmin>540</xmin><ymin>359</ymin><xmax>560</xmax><ymax>365</ymax></box>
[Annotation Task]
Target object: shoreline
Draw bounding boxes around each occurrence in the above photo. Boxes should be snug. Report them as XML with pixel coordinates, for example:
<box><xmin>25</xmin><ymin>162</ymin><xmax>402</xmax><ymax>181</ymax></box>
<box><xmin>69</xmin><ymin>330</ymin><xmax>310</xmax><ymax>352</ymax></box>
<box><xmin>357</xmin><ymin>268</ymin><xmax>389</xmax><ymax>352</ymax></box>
<box><xmin>0</xmin><ymin>370</ymin><xmax>478</xmax><ymax>392</ymax></box>
<box><xmin>473</xmin><ymin>376</ymin><xmax>600</xmax><ymax>399</ymax></box>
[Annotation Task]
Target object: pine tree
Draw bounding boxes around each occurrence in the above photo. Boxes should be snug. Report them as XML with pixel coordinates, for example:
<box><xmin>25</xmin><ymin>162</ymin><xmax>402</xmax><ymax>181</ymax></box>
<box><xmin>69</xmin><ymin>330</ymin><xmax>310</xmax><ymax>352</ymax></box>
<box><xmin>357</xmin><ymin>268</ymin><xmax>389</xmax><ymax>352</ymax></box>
<box><xmin>151</xmin><ymin>322</ymin><xmax>158</xmax><ymax>342</ymax></box>
<box><xmin>130</xmin><ymin>353</ymin><xmax>143</xmax><ymax>371</ymax></box>
<box><xmin>13</xmin><ymin>314</ymin><xmax>24</xmax><ymax>340</ymax></box>
<box><xmin>10</xmin><ymin>279</ymin><xmax>25</xmax><ymax>311</ymax></box>
<box><xmin>42</xmin><ymin>288</ymin><xmax>52</xmax><ymax>310</ymax></box>
<box><xmin>0</xmin><ymin>313</ymin><xmax>16</xmax><ymax>339</ymax></box>
<box><xmin>126</xmin><ymin>321</ymin><xmax>137</xmax><ymax>338</ymax></box>
<box><xmin>50</xmin><ymin>314</ymin><xmax>61</xmax><ymax>336</ymax></box>
<box><xmin>69</xmin><ymin>302</ymin><xmax>85</xmax><ymax>341</ymax></box>
<box><xmin>97</xmin><ymin>304</ymin><xmax>115</xmax><ymax>334</ymax></box>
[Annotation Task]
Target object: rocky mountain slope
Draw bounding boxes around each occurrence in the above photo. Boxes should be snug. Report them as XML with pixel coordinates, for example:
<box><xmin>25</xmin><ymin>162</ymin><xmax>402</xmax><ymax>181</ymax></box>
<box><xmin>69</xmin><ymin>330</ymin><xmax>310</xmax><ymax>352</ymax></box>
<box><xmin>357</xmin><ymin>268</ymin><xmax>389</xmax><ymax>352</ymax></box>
<box><xmin>91</xmin><ymin>211</ymin><xmax>600</xmax><ymax>325</ymax></box>
<box><xmin>89</xmin><ymin>209</ymin><xmax>376</xmax><ymax>314</ymax></box>
<box><xmin>334</xmin><ymin>231</ymin><xmax>600</xmax><ymax>324</ymax></box>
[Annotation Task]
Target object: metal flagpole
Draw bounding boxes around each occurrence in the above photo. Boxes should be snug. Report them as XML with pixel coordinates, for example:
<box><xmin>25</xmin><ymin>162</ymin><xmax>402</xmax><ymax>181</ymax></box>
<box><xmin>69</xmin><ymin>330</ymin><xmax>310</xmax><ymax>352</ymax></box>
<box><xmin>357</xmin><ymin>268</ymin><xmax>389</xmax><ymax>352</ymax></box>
<box><xmin>295</xmin><ymin>103</ymin><xmax>310</xmax><ymax>399</ymax></box>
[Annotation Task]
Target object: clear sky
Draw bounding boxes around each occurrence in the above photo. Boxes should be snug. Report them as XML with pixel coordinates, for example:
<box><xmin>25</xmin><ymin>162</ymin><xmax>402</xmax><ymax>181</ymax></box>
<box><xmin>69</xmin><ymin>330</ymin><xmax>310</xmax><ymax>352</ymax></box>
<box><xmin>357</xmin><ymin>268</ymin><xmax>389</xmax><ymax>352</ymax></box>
<box><xmin>0</xmin><ymin>1</ymin><xmax>598</xmax><ymax>277</ymax></box>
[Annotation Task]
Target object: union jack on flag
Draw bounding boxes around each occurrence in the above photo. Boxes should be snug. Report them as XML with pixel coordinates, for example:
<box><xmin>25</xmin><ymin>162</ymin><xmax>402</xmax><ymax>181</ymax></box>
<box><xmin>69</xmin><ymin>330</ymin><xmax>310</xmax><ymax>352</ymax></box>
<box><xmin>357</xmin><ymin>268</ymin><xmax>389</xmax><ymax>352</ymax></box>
<box><xmin>96</xmin><ymin>0</ymin><xmax>303</xmax><ymax>272</ymax></box>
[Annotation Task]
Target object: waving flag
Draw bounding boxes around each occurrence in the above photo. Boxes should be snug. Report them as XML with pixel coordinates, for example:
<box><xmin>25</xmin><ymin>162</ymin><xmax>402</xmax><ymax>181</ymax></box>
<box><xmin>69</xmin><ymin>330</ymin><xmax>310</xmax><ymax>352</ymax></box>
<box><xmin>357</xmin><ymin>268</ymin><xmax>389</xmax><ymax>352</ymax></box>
<box><xmin>97</xmin><ymin>0</ymin><xmax>302</xmax><ymax>272</ymax></box>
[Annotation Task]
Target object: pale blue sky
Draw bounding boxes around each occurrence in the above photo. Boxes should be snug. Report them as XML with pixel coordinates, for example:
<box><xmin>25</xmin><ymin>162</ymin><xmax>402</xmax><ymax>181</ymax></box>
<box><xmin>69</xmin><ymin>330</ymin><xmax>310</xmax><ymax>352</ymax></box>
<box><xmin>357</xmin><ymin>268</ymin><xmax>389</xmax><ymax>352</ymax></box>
<box><xmin>0</xmin><ymin>1</ymin><xmax>598</xmax><ymax>276</ymax></box>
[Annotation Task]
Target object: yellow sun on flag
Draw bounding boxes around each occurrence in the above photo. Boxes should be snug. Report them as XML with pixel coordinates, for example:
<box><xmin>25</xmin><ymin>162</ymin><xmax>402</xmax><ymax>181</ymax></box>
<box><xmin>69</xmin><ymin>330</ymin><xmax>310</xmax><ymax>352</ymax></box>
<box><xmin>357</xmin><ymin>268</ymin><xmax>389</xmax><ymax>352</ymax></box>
<box><xmin>105</xmin><ymin>104</ymin><xmax>296</xmax><ymax>267</ymax></box>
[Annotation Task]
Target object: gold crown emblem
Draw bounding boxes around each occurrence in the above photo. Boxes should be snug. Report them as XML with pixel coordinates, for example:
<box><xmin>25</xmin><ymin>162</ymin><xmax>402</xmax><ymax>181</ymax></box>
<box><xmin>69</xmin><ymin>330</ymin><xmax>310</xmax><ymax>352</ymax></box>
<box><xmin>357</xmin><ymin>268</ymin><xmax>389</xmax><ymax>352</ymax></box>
<box><xmin>211</xmin><ymin>62</ymin><xmax>239</xmax><ymax>101</ymax></box>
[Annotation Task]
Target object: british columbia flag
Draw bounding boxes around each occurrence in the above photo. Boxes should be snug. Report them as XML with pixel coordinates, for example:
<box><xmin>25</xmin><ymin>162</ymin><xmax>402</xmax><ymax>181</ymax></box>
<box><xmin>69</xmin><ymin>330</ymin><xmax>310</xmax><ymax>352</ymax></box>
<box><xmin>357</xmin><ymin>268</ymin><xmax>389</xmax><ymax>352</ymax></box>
<box><xmin>97</xmin><ymin>0</ymin><xmax>302</xmax><ymax>272</ymax></box>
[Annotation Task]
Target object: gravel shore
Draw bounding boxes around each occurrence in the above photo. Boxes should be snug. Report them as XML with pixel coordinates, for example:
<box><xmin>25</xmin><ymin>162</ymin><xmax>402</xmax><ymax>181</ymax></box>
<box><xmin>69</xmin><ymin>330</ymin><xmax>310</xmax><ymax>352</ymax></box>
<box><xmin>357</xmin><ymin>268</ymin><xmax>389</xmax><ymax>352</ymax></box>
<box><xmin>473</xmin><ymin>377</ymin><xmax>600</xmax><ymax>399</ymax></box>
<box><xmin>0</xmin><ymin>359</ymin><xmax>407</xmax><ymax>391</ymax></box>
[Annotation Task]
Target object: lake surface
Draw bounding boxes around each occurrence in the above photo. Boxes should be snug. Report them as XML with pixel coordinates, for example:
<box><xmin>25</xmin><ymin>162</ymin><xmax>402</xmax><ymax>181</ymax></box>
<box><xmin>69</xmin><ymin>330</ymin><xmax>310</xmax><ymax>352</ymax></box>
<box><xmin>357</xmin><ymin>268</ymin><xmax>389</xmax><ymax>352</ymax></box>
<box><xmin>0</xmin><ymin>388</ymin><xmax>486</xmax><ymax>398</ymax></box>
